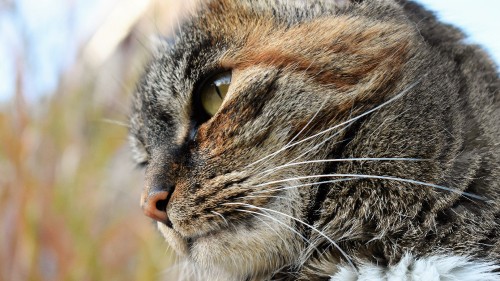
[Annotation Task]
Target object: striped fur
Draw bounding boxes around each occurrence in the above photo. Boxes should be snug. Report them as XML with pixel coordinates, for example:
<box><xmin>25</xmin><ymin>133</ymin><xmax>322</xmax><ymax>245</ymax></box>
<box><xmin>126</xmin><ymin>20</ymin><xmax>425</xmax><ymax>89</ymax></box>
<box><xmin>129</xmin><ymin>0</ymin><xmax>500</xmax><ymax>280</ymax></box>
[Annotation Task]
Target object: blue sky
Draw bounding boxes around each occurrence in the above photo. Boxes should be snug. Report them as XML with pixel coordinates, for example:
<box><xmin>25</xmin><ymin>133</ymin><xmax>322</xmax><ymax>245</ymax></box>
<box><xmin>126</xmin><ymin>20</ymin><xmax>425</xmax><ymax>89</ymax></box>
<box><xmin>0</xmin><ymin>0</ymin><xmax>499</xmax><ymax>102</ymax></box>
<box><xmin>0</xmin><ymin>0</ymin><xmax>105</xmax><ymax>101</ymax></box>
<box><xmin>418</xmin><ymin>0</ymin><xmax>500</xmax><ymax>64</ymax></box>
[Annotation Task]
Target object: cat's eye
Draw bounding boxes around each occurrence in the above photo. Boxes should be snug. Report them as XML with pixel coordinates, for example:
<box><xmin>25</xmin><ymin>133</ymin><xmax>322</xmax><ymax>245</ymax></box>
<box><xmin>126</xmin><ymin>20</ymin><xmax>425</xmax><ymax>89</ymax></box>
<box><xmin>130</xmin><ymin>137</ymin><xmax>149</xmax><ymax>169</ymax></box>
<box><xmin>199</xmin><ymin>71</ymin><xmax>231</xmax><ymax>117</ymax></box>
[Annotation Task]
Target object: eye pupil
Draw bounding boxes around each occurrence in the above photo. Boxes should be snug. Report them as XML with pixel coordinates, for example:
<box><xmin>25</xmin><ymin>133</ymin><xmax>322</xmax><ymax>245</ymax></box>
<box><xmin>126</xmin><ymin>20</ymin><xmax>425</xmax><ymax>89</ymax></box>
<box><xmin>199</xmin><ymin>71</ymin><xmax>231</xmax><ymax>117</ymax></box>
<box><xmin>214</xmin><ymin>85</ymin><xmax>223</xmax><ymax>99</ymax></box>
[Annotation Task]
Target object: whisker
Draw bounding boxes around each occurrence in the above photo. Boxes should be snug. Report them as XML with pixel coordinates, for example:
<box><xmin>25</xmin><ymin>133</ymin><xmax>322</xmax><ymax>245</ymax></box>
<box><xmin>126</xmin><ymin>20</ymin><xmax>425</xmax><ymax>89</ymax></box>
<box><xmin>242</xmin><ymin>195</ymin><xmax>295</xmax><ymax>201</ymax></box>
<box><xmin>254</xmin><ymin>173</ymin><xmax>486</xmax><ymax>200</ymax></box>
<box><xmin>242</xmin><ymin>211</ymin><xmax>291</xmax><ymax>251</ymax></box>
<box><xmin>282</xmin><ymin>130</ymin><xmax>349</xmax><ymax>172</ymax></box>
<box><xmin>259</xmin><ymin>157</ymin><xmax>424</xmax><ymax>177</ymax></box>
<box><xmin>233</xmin><ymin>208</ymin><xmax>318</xmax><ymax>253</ymax></box>
<box><xmin>211</xmin><ymin>211</ymin><xmax>229</xmax><ymax>226</ymax></box>
<box><xmin>227</xmin><ymin>203</ymin><xmax>357</xmax><ymax>271</ymax></box>
<box><xmin>245</xmin><ymin>80</ymin><xmax>421</xmax><ymax>168</ymax></box>
<box><xmin>100</xmin><ymin>118</ymin><xmax>130</xmax><ymax>128</ymax></box>
<box><xmin>253</xmin><ymin>178</ymin><xmax>357</xmax><ymax>194</ymax></box>
<box><xmin>286</xmin><ymin>99</ymin><xmax>328</xmax><ymax>146</ymax></box>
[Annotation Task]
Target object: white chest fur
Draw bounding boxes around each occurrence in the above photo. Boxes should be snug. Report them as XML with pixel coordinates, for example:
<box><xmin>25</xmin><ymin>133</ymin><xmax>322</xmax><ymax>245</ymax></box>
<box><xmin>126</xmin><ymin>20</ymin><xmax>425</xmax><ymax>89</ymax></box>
<box><xmin>330</xmin><ymin>254</ymin><xmax>500</xmax><ymax>281</ymax></box>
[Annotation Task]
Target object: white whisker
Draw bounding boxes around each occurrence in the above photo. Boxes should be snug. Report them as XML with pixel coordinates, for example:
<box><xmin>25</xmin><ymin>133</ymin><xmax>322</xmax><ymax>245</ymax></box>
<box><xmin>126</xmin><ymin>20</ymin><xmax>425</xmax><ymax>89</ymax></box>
<box><xmin>255</xmin><ymin>173</ymin><xmax>485</xmax><ymax>200</ymax></box>
<box><xmin>260</xmin><ymin>157</ymin><xmax>424</xmax><ymax>176</ymax></box>
<box><xmin>101</xmin><ymin>118</ymin><xmax>130</xmax><ymax>128</ymax></box>
<box><xmin>227</xmin><ymin>202</ymin><xmax>357</xmax><ymax>271</ymax></box>
<box><xmin>233</xmin><ymin>208</ymin><xmax>317</xmax><ymax>251</ymax></box>
<box><xmin>242</xmin><ymin>210</ymin><xmax>292</xmax><ymax>251</ymax></box>
<box><xmin>211</xmin><ymin>211</ymin><xmax>229</xmax><ymax>226</ymax></box>
<box><xmin>243</xmin><ymin>195</ymin><xmax>295</xmax><ymax>201</ymax></box>
<box><xmin>283</xmin><ymin>129</ymin><xmax>348</xmax><ymax>170</ymax></box>
<box><xmin>245</xmin><ymin>80</ymin><xmax>421</xmax><ymax>168</ymax></box>
<box><xmin>286</xmin><ymin>98</ymin><xmax>328</xmax><ymax>146</ymax></box>
<box><xmin>253</xmin><ymin>178</ymin><xmax>357</xmax><ymax>194</ymax></box>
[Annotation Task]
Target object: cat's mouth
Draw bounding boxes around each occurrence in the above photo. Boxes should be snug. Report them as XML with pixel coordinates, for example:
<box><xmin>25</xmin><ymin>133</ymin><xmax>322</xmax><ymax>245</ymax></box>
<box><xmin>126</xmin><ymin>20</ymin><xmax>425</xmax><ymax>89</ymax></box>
<box><xmin>181</xmin><ymin>224</ymin><xmax>225</xmax><ymax>241</ymax></box>
<box><xmin>157</xmin><ymin>202</ymin><xmax>301</xmax><ymax>279</ymax></box>
<box><xmin>156</xmin><ymin>217</ymin><xmax>231</xmax><ymax>256</ymax></box>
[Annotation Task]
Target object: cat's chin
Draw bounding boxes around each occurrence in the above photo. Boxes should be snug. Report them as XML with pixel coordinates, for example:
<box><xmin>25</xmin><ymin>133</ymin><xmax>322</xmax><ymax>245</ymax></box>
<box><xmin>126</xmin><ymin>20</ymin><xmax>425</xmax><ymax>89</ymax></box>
<box><xmin>157</xmin><ymin>219</ymin><xmax>302</xmax><ymax>280</ymax></box>
<box><xmin>157</xmin><ymin>220</ymin><xmax>238</xmax><ymax>258</ymax></box>
<box><xmin>157</xmin><ymin>222</ymin><xmax>190</xmax><ymax>256</ymax></box>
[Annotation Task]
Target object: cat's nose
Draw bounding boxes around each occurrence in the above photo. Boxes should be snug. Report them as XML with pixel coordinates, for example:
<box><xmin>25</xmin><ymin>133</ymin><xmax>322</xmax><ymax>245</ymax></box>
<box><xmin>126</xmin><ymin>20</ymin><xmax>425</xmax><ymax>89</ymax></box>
<box><xmin>141</xmin><ymin>186</ymin><xmax>174</xmax><ymax>227</ymax></box>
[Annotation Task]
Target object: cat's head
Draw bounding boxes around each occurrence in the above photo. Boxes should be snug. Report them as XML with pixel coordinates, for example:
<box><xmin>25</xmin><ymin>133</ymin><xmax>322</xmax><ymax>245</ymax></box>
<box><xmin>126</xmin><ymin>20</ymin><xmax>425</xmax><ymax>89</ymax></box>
<box><xmin>129</xmin><ymin>0</ymin><xmax>494</xmax><ymax>279</ymax></box>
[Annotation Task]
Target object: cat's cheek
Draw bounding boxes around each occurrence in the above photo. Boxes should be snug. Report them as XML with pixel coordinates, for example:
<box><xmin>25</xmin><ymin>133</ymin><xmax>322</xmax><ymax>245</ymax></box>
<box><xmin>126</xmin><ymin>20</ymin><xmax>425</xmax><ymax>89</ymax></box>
<box><xmin>157</xmin><ymin>222</ymin><xmax>189</xmax><ymax>256</ymax></box>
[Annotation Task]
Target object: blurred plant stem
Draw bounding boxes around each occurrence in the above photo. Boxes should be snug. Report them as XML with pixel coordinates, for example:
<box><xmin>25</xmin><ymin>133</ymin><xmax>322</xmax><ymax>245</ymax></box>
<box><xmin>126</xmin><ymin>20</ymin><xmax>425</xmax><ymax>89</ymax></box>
<box><xmin>0</xmin><ymin>3</ymin><xmax>181</xmax><ymax>278</ymax></box>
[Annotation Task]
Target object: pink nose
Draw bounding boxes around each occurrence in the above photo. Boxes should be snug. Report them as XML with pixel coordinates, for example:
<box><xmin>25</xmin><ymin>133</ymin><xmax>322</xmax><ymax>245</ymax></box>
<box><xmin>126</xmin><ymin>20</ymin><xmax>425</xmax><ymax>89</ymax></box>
<box><xmin>141</xmin><ymin>190</ymin><xmax>171</xmax><ymax>225</ymax></box>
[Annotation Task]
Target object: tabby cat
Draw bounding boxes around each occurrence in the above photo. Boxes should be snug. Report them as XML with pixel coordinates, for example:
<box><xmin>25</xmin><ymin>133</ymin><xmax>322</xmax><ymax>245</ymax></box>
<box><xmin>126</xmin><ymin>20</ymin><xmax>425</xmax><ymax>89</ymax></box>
<box><xmin>128</xmin><ymin>0</ymin><xmax>500</xmax><ymax>280</ymax></box>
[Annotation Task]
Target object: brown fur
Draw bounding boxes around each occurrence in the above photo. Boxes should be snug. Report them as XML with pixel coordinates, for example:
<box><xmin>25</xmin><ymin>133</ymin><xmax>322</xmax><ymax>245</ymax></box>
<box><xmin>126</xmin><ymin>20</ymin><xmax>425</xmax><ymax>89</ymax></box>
<box><xmin>129</xmin><ymin>0</ymin><xmax>500</xmax><ymax>280</ymax></box>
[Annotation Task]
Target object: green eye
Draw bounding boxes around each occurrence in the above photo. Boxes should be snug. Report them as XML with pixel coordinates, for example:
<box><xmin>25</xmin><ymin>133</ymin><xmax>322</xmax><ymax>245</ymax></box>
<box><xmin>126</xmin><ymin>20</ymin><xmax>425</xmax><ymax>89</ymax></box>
<box><xmin>199</xmin><ymin>71</ymin><xmax>231</xmax><ymax>117</ymax></box>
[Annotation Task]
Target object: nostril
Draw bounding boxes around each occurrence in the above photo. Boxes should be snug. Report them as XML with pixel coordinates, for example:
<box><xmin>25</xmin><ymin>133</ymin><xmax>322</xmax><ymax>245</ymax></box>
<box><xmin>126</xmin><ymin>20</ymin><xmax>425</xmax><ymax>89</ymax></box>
<box><xmin>155</xmin><ymin>199</ymin><xmax>168</xmax><ymax>212</ymax></box>
<box><xmin>141</xmin><ymin>190</ymin><xmax>173</xmax><ymax>227</ymax></box>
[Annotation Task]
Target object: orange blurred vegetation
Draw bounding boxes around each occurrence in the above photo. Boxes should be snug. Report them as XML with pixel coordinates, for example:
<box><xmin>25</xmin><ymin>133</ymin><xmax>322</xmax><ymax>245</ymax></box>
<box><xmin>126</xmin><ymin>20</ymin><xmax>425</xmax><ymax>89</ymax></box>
<box><xmin>0</xmin><ymin>1</ymin><xmax>196</xmax><ymax>280</ymax></box>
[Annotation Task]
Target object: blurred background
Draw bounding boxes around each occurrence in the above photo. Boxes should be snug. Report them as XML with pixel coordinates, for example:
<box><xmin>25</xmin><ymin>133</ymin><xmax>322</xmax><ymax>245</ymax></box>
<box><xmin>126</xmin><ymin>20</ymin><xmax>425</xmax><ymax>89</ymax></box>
<box><xmin>0</xmin><ymin>0</ymin><xmax>498</xmax><ymax>280</ymax></box>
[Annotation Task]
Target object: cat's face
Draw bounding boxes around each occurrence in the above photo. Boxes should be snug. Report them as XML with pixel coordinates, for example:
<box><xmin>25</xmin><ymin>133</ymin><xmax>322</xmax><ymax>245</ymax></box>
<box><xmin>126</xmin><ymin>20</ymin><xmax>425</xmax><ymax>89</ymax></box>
<box><xmin>129</xmin><ymin>0</ymin><xmax>498</xmax><ymax>279</ymax></box>
<box><xmin>129</xmin><ymin>0</ymin><xmax>414</xmax><ymax>277</ymax></box>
